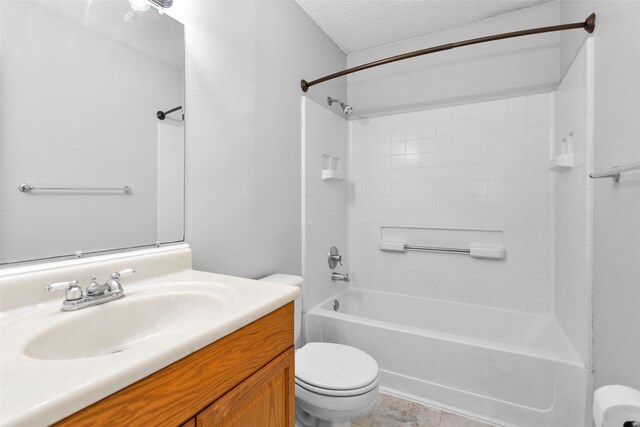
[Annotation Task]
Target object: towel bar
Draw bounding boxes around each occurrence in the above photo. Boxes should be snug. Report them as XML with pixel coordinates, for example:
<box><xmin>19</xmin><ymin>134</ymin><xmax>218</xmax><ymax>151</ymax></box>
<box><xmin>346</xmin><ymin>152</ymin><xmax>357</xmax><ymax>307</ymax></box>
<box><xmin>589</xmin><ymin>161</ymin><xmax>640</xmax><ymax>183</ymax></box>
<box><xmin>19</xmin><ymin>184</ymin><xmax>132</xmax><ymax>193</ymax></box>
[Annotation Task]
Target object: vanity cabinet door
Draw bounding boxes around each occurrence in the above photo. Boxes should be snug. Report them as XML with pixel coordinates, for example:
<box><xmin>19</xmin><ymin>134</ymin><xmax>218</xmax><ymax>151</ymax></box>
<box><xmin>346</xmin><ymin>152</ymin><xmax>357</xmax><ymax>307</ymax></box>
<box><xmin>196</xmin><ymin>347</ymin><xmax>295</xmax><ymax>427</ymax></box>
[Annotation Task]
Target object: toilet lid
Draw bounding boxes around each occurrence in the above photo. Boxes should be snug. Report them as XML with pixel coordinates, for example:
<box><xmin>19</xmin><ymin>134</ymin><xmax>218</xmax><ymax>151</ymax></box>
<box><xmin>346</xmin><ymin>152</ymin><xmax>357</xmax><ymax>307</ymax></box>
<box><xmin>295</xmin><ymin>374</ymin><xmax>379</xmax><ymax>397</ymax></box>
<box><xmin>295</xmin><ymin>343</ymin><xmax>379</xmax><ymax>391</ymax></box>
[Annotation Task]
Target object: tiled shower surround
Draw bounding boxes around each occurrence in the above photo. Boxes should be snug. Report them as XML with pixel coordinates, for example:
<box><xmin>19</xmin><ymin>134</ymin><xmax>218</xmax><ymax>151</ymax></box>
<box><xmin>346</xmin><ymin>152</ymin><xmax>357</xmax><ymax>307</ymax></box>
<box><xmin>348</xmin><ymin>93</ymin><xmax>556</xmax><ymax>314</ymax></box>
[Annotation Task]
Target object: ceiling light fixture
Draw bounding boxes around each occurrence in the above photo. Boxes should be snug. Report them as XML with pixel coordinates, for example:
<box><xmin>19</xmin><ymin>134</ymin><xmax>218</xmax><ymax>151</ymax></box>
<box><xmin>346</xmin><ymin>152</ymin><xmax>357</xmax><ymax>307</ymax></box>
<box><xmin>128</xmin><ymin>0</ymin><xmax>150</xmax><ymax>11</ymax></box>
<box><xmin>148</xmin><ymin>0</ymin><xmax>173</xmax><ymax>9</ymax></box>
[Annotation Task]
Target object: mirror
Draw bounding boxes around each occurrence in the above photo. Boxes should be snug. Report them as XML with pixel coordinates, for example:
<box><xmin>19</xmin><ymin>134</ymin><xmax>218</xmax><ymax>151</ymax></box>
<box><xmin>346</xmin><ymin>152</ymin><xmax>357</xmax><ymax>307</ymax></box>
<box><xmin>0</xmin><ymin>0</ymin><xmax>185</xmax><ymax>265</ymax></box>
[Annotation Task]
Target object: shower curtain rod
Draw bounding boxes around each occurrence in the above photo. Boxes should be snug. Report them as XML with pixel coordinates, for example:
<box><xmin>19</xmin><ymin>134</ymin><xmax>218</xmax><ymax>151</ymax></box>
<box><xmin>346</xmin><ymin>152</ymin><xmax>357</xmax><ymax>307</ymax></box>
<box><xmin>300</xmin><ymin>13</ymin><xmax>596</xmax><ymax>93</ymax></box>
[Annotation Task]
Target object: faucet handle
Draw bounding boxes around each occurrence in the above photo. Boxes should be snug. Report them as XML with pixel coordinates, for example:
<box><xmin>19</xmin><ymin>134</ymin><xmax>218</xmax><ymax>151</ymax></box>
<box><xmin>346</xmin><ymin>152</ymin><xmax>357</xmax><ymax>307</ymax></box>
<box><xmin>110</xmin><ymin>268</ymin><xmax>136</xmax><ymax>279</ymax></box>
<box><xmin>45</xmin><ymin>280</ymin><xmax>83</xmax><ymax>301</ymax></box>
<box><xmin>328</xmin><ymin>246</ymin><xmax>343</xmax><ymax>269</ymax></box>
<box><xmin>45</xmin><ymin>280</ymin><xmax>79</xmax><ymax>292</ymax></box>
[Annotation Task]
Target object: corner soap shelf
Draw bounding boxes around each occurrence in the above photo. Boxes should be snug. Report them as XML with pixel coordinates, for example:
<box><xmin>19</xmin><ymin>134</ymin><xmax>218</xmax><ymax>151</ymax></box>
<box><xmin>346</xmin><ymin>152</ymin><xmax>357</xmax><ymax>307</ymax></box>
<box><xmin>550</xmin><ymin>153</ymin><xmax>574</xmax><ymax>172</ymax></box>
<box><xmin>321</xmin><ymin>154</ymin><xmax>345</xmax><ymax>181</ymax></box>
<box><xmin>321</xmin><ymin>170</ymin><xmax>345</xmax><ymax>181</ymax></box>
<box><xmin>550</xmin><ymin>132</ymin><xmax>574</xmax><ymax>172</ymax></box>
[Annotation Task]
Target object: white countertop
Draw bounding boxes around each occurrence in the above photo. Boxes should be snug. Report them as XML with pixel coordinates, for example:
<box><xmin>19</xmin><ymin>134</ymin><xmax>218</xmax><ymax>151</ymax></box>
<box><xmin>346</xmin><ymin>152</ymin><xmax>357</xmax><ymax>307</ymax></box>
<box><xmin>0</xmin><ymin>267</ymin><xmax>298</xmax><ymax>426</ymax></box>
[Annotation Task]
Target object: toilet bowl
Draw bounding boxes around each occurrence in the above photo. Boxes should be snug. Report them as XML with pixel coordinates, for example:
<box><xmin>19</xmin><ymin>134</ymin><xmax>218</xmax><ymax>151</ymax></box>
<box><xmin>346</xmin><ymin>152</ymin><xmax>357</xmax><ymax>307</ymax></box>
<box><xmin>295</xmin><ymin>342</ymin><xmax>379</xmax><ymax>427</ymax></box>
<box><xmin>259</xmin><ymin>275</ymin><xmax>380</xmax><ymax>427</ymax></box>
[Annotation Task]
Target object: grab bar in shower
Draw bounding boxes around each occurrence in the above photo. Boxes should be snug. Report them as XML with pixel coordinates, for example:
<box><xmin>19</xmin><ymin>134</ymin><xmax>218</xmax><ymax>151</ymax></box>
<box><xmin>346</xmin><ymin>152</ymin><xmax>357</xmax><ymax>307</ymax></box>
<box><xmin>19</xmin><ymin>183</ymin><xmax>132</xmax><ymax>193</ymax></box>
<box><xmin>379</xmin><ymin>240</ymin><xmax>506</xmax><ymax>260</ymax></box>
<box><xmin>405</xmin><ymin>244</ymin><xmax>470</xmax><ymax>254</ymax></box>
<box><xmin>589</xmin><ymin>161</ymin><xmax>640</xmax><ymax>182</ymax></box>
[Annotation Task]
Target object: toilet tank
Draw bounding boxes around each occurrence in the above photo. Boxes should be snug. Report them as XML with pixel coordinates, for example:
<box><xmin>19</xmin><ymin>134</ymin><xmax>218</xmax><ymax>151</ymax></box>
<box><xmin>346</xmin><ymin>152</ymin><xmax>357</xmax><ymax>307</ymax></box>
<box><xmin>259</xmin><ymin>274</ymin><xmax>303</xmax><ymax>344</ymax></box>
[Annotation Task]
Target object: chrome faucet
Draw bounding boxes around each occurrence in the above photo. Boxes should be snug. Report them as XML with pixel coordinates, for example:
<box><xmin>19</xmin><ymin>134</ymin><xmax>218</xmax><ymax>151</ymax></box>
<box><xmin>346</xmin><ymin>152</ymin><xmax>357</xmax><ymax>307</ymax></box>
<box><xmin>331</xmin><ymin>272</ymin><xmax>350</xmax><ymax>282</ymax></box>
<box><xmin>45</xmin><ymin>268</ymin><xmax>135</xmax><ymax>311</ymax></box>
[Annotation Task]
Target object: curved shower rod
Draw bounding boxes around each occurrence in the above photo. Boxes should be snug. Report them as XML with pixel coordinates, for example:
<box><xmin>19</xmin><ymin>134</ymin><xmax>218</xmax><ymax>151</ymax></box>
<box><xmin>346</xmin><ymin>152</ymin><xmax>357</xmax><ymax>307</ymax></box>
<box><xmin>300</xmin><ymin>13</ymin><xmax>596</xmax><ymax>93</ymax></box>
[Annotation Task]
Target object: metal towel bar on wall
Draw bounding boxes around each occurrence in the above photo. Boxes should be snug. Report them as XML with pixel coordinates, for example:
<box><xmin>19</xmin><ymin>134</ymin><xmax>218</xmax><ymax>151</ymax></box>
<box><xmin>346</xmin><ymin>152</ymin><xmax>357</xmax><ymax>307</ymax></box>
<box><xmin>404</xmin><ymin>245</ymin><xmax>470</xmax><ymax>255</ymax></box>
<box><xmin>589</xmin><ymin>161</ymin><xmax>640</xmax><ymax>183</ymax></box>
<box><xmin>19</xmin><ymin>184</ymin><xmax>132</xmax><ymax>193</ymax></box>
<box><xmin>379</xmin><ymin>239</ymin><xmax>506</xmax><ymax>259</ymax></box>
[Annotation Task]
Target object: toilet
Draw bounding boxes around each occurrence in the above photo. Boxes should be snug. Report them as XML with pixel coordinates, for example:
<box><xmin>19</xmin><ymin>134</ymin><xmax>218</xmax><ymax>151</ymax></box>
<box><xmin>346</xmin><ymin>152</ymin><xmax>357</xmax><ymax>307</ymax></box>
<box><xmin>260</xmin><ymin>274</ymin><xmax>380</xmax><ymax>427</ymax></box>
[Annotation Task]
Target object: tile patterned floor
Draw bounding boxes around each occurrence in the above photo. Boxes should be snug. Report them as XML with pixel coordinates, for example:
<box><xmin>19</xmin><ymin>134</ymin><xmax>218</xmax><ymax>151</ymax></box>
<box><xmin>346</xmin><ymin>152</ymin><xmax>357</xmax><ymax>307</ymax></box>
<box><xmin>352</xmin><ymin>393</ymin><xmax>495</xmax><ymax>427</ymax></box>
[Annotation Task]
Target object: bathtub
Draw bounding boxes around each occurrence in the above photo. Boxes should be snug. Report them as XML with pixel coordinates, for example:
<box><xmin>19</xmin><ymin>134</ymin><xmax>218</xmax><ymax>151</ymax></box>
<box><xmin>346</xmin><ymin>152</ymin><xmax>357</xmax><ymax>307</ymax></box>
<box><xmin>304</xmin><ymin>288</ymin><xmax>589</xmax><ymax>427</ymax></box>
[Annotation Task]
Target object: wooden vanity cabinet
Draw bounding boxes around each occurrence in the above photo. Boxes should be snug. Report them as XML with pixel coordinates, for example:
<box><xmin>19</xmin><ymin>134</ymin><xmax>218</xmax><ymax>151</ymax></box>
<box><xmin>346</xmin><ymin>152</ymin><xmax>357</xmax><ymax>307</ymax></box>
<box><xmin>55</xmin><ymin>303</ymin><xmax>295</xmax><ymax>427</ymax></box>
<box><xmin>196</xmin><ymin>348</ymin><xmax>293</xmax><ymax>426</ymax></box>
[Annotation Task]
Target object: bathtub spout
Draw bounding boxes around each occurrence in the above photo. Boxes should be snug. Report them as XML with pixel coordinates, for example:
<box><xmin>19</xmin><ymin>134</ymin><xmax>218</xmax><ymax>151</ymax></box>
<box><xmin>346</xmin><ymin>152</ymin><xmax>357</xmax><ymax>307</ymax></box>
<box><xmin>331</xmin><ymin>272</ymin><xmax>350</xmax><ymax>282</ymax></box>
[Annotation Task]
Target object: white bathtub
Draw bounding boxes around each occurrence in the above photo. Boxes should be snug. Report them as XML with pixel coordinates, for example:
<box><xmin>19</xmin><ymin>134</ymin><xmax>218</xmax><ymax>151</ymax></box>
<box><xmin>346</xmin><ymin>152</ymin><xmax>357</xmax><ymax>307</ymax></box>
<box><xmin>304</xmin><ymin>288</ymin><xmax>589</xmax><ymax>427</ymax></box>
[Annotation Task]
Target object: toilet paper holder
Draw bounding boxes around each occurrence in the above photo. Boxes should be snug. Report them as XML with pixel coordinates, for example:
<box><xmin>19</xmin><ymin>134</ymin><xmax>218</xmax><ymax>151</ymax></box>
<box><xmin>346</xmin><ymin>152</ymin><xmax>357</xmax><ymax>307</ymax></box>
<box><xmin>593</xmin><ymin>384</ymin><xmax>640</xmax><ymax>427</ymax></box>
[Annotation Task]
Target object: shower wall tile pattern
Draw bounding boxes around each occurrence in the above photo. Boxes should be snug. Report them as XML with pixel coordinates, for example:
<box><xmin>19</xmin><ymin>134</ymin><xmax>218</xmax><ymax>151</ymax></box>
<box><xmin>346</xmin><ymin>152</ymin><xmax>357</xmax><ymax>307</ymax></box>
<box><xmin>348</xmin><ymin>93</ymin><xmax>556</xmax><ymax>314</ymax></box>
<box><xmin>554</xmin><ymin>39</ymin><xmax>594</xmax><ymax>367</ymax></box>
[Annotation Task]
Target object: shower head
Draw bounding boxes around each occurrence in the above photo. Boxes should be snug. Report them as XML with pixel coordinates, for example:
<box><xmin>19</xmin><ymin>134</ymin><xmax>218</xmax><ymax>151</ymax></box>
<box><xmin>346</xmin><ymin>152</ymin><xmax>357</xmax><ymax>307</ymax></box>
<box><xmin>327</xmin><ymin>97</ymin><xmax>353</xmax><ymax>115</ymax></box>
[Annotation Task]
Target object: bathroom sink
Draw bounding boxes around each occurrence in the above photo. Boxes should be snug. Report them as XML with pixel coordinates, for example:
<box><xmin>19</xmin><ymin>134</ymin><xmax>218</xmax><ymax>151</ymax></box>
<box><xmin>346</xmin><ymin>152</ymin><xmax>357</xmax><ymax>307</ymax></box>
<box><xmin>0</xmin><ymin>265</ymin><xmax>299</xmax><ymax>427</ymax></box>
<box><xmin>24</xmin><ymin>291</ymin><xmax>224</xmax><ymax>360</ymax></box>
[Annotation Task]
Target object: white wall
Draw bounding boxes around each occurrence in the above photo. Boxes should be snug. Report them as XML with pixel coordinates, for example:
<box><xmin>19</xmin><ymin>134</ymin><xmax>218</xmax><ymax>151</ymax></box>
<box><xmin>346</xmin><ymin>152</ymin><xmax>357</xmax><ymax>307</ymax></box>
<box><xmin>560</xmin><ymin>0</ymin><xmax>640</xmax><ymax>390</ymax></box>
<box><xmin>302</xmin><ymin>97</ymin><xmax>349</xmax><ymax>311</ymax></box>
<box><xmin>168</xmin><ymin>0</ymin><xmax>346</xmax><ymax>278</ymax></box>
<box><xmin>347</xmin><ymin>2</ymin><xmax>561</xmax><ymax>117</ymax></box>
<box><xmin>348</xmin><ymin>93</ymin><xmax>556</xmax><ymax>314</ymax></box>
<box><xmin>0</xmin><ymin>1</ymin><xmax>182</xmax><ymax>264</ymax></box>
<box><xmin>554</xmin><ymin>38</ymin><xmax>594</xmax><ymax>368</ymax></box>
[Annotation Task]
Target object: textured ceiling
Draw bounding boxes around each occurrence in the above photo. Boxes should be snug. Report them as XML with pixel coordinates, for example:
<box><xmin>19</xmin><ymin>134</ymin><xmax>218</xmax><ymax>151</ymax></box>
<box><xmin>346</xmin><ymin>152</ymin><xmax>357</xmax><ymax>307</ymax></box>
<box><xmin>296</xmin><ymin>0</ymin><xmax>554</xmax><ymax>54</ymax></box>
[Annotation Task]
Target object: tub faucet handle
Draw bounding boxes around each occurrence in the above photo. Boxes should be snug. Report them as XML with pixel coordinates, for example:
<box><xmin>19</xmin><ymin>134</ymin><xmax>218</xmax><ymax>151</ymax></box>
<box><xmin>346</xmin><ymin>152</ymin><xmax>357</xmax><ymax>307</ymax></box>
<box><xmin>328</xmin><ymin>246</ymin><xmax>343</xmax><ymax>269</ymax></box>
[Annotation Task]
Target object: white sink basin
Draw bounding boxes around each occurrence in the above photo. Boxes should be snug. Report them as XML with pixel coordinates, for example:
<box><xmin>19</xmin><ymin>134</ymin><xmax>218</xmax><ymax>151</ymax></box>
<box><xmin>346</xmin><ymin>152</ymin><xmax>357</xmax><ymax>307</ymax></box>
<box><xmin>24</xmin><ymin>291</ymin><xmax>223</xmax><ymax>360</ymax></box>
<box><xmin>0</xmin><ymin>265</ymin><xmax>298</xmax><ymax>427</ymax></box>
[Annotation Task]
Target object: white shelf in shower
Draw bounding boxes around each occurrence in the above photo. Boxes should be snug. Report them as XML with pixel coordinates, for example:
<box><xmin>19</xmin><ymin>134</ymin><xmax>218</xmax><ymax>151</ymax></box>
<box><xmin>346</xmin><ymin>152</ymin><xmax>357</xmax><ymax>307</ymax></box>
<box><xmin>321</xmin><ymin>154</ymin><xmax>344</xmax><ymax>181</ymax></box>
<box><xmin>550</xmin><ymin>132</ymin><xmax>574</xmax><ymax>172</ymax></box>
<box><xmin>550</xmin><ymin>153</ymin><xmax>574</xmax><ymax>172</ymax></box>
<box><xmin>321</xmin><ymin>169</ymin><xmax>345</xmax><ymax>181</ymax></box>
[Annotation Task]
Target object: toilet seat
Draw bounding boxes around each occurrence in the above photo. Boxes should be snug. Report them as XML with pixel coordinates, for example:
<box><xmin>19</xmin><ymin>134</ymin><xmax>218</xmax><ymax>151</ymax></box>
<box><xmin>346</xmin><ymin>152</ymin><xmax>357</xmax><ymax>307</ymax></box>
<box><xmin>295</xmin><ymin>374</ymin><xmax>379</xmax><ymax>397</ymax></box>
<box><xmin>295</xmin><ymin>343</ymin><xmax>379</xmax><ymax>397</ymax></box>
